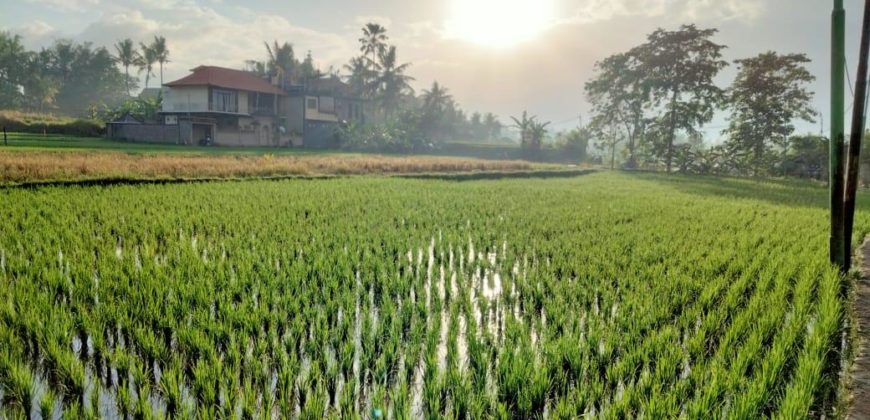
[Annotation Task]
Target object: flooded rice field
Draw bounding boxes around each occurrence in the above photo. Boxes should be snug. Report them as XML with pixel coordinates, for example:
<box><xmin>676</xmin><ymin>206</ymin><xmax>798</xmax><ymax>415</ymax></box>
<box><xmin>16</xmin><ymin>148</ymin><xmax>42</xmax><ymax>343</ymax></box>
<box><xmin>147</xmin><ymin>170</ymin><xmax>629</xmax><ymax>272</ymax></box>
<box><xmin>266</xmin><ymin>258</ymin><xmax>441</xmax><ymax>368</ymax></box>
<box><xmin>0</xmin><ymin>173</ymin><xmax>853</xmax><ymax>418</ymax></box>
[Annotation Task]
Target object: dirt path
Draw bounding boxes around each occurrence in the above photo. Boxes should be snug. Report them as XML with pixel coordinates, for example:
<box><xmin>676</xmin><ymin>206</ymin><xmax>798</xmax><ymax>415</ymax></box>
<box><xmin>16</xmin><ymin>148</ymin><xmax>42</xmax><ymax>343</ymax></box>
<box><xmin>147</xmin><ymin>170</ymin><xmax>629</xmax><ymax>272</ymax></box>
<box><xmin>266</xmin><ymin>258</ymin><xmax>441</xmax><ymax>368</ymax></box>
<box><xmin>851</xmin><ymin>239</ymin><xmax>870</xmax><ymax>418</ymax></box>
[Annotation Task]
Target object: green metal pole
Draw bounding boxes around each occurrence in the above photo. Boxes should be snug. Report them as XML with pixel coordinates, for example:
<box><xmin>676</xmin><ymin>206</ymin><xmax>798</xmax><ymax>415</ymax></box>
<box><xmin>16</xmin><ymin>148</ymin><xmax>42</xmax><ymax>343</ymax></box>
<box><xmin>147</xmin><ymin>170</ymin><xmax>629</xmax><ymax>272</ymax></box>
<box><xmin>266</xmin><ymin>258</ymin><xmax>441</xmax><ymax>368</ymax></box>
<box><xmin>832</xmin><ymin>0</ymin><xmax>847</xmax><ymax>271</ymax></box>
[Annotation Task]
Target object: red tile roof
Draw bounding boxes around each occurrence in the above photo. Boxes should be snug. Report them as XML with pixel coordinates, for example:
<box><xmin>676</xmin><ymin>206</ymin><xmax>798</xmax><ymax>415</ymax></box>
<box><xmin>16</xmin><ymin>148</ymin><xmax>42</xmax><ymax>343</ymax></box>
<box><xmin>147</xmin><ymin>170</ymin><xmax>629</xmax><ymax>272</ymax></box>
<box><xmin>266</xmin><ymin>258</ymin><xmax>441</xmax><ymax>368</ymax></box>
<box><xmin>165</xmin><ymin>66</ymin><xmax>286</xmax><ymax>95</ymax></box>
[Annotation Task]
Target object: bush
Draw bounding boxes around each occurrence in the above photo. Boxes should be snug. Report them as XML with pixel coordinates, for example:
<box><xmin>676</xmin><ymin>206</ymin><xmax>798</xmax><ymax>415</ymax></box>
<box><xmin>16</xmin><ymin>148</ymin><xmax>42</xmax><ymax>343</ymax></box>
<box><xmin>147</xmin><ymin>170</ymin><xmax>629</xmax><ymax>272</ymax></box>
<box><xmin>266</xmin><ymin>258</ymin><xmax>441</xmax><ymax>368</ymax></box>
<box><xmin>0</xmin><ymin>110</ymin><xmax>103</xmax><ymax>137</ymax></box>
<box><xmin>336</xmin><ymin>110</ymin><xmax>433</xmax><ymax>153</ymax></box>
<box><xmin>86</xmin><ymin>97</ymin><xmax>162</xmax><ymax>124</ymax></box>
<box><xmin>555</xmin><ymin>127</ymin><xmax>591</xmax><ymax>161</ymax></box>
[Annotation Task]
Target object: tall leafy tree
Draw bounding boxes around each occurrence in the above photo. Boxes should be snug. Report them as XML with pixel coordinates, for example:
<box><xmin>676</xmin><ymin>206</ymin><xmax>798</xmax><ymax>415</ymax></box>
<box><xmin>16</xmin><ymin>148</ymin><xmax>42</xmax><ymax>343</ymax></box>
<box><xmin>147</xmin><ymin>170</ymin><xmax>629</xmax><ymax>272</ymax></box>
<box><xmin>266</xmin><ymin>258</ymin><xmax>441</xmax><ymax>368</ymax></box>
<box><xmin>632</xmin><ymin>24</ymin><xmax>727</xmax><ymax>172</ymax></box>
<box><xmin>138</xmin><ymin>42</ymin><xmax>157</xmax><ymax>89</ymax></box>
<box><xmin>585</xmin><ymin>52</ymin><xmax>648</xmax><ymax>168</ymax></box>
<box><xmin>0</xmin><ymin>32</ymin><xmax>30</xmax><ymax>108</ymax></box>
<box><xmin>298</xmin><ymin>50</ymin><xmax>320</xmax><ymax>80</ymax></box>
<box><xmin>375</xmin><ymin>46</ymin><xmax>414</xmax><ymax>115</ymax></box>
<box><xmin>483</xmin><ymin>112</ymin><xmax>502</xmax><ymax>140</ymax></box>
<box><xmin>51</xmin><ymin>40</ymin><xmax>76</xmax><ymax>82</ymax></box>
<box><xmin>41</xmin><ymin>40</ymin><xmax>127</xmax><ymax>114</ymax></box>
<box><xmin>114</xmin><ymin>38</ymin><xmax>139</xmax><ymax>96</ymax></box>
<box><xmin>150</xmin><ymin>36</ymin><xmax>169</xmax><ymax>86</ymax></box>
<box><xmin>724</xmin><ymin>52</ymin><xmax>816</xmax><ymax>173</ymax></box>
<box><xmin>21</xmin><ymin>53</ymin><xmax>59</xmax><ymax>112</ymax></box>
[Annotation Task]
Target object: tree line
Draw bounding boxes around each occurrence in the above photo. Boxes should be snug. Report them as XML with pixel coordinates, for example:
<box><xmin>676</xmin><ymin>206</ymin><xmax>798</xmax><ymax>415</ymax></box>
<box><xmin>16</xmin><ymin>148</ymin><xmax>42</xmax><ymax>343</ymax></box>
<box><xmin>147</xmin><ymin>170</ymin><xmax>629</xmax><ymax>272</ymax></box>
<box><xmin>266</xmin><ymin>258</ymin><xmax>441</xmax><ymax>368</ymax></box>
<box><xmin>0</xmin><ymin>32</ymin><xmax>172</xmax><ymax>116</ymax></box>
<box><xmin>0</xmin><ymin>23</ymin><xmax>832</xmax><ymax>177</ymax></box>
<box><xmin>583</xmin><ymin>24</ymin><xmax>819</xmax><ymax>177</ymax></box>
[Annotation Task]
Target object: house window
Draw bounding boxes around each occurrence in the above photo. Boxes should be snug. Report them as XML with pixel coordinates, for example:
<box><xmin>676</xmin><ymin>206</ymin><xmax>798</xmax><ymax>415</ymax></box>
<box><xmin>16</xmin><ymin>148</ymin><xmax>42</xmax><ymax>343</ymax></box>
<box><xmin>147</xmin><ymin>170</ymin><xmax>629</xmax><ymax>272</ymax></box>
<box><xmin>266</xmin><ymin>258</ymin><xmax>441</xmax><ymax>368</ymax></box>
<box><xmin>318</xmin><ymin>96</ymin><xmax>335</xmax><ymax>114</ymax></box>
<box><xmin>306</xmin><ymin>98</ymin><xmax>317</xmax><ymax>110</ymax></box>
<box><xmin>212</xmin><ymin>89</ymin><xmax>238</xmax><ymax>113</ymax></box>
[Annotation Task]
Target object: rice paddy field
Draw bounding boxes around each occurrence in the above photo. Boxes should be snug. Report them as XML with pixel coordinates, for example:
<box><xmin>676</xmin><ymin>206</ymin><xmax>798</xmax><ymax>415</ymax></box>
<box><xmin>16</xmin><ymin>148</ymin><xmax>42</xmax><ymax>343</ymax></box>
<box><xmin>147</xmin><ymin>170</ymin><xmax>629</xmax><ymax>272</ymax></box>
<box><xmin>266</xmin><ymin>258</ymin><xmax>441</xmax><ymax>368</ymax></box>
<box><xmin>0</xmin><ymin>172</ymin><xmax>866</xmax><ymax>418</ymax></box>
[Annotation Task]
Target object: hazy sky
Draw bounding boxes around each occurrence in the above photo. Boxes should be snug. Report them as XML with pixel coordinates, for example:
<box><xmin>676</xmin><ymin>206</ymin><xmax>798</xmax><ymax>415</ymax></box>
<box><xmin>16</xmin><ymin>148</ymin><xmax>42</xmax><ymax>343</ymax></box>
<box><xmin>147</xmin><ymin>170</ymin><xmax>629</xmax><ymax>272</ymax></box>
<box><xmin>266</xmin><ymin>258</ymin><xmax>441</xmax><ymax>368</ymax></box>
<box><xmin>3</xmin><ymin>0</ymin><xmax>866</xmax><ymax>139</ymax></box>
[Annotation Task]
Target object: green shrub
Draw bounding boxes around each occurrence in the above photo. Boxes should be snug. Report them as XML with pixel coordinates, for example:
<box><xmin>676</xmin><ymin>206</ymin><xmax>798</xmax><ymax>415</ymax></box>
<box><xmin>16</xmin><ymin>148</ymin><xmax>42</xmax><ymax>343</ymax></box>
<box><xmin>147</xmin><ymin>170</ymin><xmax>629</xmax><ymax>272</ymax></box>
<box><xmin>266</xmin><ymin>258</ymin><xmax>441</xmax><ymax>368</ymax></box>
<box><xmin>0</xmin><ymin>111</ymin><xmax>103</xmax><ymax>137</ymax></box>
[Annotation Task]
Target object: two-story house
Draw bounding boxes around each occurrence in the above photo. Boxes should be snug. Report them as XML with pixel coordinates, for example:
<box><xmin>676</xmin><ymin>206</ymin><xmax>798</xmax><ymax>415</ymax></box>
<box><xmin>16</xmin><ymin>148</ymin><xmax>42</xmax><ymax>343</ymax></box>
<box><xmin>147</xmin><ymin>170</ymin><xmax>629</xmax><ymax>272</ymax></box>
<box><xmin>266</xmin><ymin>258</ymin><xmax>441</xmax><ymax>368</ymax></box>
<box><xmin>283</xmin><ymin>75</ymin><xmax>367</xmax><ymax>148</ymax></box>
<box><xmin>108</xmin><ymin>65</ymin><xmax>368</xmax><ymax>147</ymax></box>
<box><xmin>160</xmin><ymin>66</ymin><xmax>294</xmax><ymax>146</ymax></box>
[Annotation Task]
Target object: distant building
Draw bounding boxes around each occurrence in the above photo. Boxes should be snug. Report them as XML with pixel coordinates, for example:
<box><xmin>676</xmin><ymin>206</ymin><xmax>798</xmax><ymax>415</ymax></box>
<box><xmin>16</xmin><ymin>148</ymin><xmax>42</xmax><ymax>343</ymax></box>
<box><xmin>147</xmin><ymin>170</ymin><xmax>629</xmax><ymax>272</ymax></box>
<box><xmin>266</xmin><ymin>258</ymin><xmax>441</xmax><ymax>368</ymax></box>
<box><xmin>108</xmin><ymin>65</ymin><xmax>367</xmax><ymax>147</ymax></box>
<box><xmin>287</xmin><ymin>75</ymin><xmax>367</xmax><ymax>148</ymax></box>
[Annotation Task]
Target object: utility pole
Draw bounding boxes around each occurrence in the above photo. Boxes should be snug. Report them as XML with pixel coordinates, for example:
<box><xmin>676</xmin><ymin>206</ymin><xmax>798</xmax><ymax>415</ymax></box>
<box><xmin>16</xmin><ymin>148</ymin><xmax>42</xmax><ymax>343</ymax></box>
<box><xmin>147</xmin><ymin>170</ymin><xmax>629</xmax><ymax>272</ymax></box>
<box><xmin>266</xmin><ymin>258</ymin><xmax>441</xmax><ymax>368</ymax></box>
<box><xmin>831</xmin><ymin>0</ymin><xmax>847</xmax><ymax>271</ymax></box>
<box><xmin>844</xmin><ymin>0</ymin><xmax>870</xmax><ymax>269</ymax></box>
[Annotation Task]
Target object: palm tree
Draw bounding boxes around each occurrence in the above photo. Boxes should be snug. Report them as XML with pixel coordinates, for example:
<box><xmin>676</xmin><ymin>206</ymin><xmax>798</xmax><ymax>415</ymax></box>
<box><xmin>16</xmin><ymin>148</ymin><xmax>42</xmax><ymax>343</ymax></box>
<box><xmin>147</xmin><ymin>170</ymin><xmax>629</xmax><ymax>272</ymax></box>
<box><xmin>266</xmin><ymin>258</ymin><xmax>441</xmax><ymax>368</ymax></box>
<box><xmin>510</xmin><ymin>111</ymin><xmax>535</xmax><ymax>147</ymax></box>
<box><xmin>421</xmin><ymin>81</ymin><xmax>452</xmax><ymax>114</ymax></box>
<box><xmin>139</xmin><ymin>42</ymin><xmax>157</xmax><ymax>89</ymax></box>
<box><xmin>114</xmin><ymin>38</ymin><xmax>139</xmax><ymax>96</ymax></box>
<box><xmin>343</xmin><ymin>56</ymin><xmax>371</xmax><ymax>96</ymax></box>
<box><xmin>375</xmin><ymin>46</ymin><xmax>414</xmax><ymax>115</ymax></box>
<box><xmin>150</xmin><ymin>36</ymin><xmax>169</xmax><ymax>86</ymax></box>
<box><xmin>265</xmin><ymin>41</ymin><xmax>296</xmax><ymax>86</ymax></box>
<box><xmin>359</xmin><ymin>23</ymin><xmax>388</xmax><ymax>97</ymax></box>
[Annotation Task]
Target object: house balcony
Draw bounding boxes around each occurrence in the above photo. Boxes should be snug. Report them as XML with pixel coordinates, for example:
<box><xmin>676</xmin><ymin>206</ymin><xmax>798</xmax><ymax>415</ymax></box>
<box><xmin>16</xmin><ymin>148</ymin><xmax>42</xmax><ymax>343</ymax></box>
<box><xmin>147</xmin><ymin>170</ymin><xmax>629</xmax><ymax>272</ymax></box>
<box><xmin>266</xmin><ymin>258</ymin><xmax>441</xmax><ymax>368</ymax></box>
<box><xmin>164</xmin><ymin>102</ymin><xmax>278</xmax><ymax>116</ymax></box>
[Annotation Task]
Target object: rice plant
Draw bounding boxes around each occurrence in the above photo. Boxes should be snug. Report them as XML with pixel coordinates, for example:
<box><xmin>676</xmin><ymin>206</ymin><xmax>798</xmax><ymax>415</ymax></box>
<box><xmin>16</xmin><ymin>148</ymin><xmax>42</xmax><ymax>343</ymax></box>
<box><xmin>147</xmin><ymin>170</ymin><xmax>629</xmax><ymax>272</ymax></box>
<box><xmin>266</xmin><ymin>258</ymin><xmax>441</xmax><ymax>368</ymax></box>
<box><xmin>0</xmin><ymin>172</ymin><xmax>862</xmax><ymax>417</ymax></box>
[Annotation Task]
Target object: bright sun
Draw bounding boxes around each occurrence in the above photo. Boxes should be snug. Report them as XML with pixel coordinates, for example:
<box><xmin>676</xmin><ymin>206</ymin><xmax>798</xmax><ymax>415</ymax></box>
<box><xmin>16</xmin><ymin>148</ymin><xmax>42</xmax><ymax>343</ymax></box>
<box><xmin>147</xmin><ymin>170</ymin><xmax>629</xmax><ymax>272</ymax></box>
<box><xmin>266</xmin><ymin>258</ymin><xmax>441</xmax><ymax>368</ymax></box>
<box><xmin>446</xmin><ymin>0</ymin><xmax>555</xmax><ymax>49</ymax></box>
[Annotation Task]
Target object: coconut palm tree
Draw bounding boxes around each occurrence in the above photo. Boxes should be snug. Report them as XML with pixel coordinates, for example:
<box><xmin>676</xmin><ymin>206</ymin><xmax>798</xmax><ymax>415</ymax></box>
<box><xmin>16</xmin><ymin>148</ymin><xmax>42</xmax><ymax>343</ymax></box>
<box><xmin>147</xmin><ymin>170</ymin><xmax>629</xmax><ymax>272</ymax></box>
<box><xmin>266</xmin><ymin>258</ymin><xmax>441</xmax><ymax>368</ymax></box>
<box><xmin>421</xmin><ymin>81</ymin><xmax>452</xmax><ymax>114</ymax></box>
<box><xmin>359</xmin><ymin>23</ymin><xmax>388</xmax><ymax>96</ymax></box>
<box><xmin>343</xmin><ymin>56</ymin><xmax>371</xmax><ymax>96</ymax></box>
<box><xmin>138</xmin><ymin>42</ymin><xmax>157</xmax><ymax>89</ymax></box>
<box><xmin>265</xmin><ymin>41</ymin><xmax>296</xmax><ymax>86</ymax></box>
<box><xmin>150</xmin><ymin>36</ymin><xmax>169</xmax><ymax>86</ymax></box>
<box><xmin>114</xmin><ymin>38</ymin><xmax>139</xmax><ymax>96</ymax></box>
<box><xmin>375</xmin><ymin>46</ymin><xmax>414</xmax><ymax>115</ymax></box>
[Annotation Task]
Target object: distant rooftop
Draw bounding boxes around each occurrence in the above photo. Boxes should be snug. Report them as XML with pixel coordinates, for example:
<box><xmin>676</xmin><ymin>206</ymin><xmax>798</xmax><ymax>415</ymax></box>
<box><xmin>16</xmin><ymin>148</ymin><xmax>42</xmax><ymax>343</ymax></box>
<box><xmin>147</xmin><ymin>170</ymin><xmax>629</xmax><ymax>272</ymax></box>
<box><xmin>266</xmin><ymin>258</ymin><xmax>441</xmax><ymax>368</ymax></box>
<box><xmin>165</xmin><ymin>65</ymin><xmax>286</xmax><ymax>96</ymax></box>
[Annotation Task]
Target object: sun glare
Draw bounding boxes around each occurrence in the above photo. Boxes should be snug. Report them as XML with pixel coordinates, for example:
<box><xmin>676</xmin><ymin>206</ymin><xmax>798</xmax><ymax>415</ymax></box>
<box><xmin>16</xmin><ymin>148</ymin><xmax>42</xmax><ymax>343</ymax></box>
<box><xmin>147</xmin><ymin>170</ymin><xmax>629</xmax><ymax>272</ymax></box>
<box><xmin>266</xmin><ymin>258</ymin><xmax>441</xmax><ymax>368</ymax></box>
<box><xmin>446</xmin><ymin>0</ymin><xmax>555</xmax><ymax>49</ymax></box>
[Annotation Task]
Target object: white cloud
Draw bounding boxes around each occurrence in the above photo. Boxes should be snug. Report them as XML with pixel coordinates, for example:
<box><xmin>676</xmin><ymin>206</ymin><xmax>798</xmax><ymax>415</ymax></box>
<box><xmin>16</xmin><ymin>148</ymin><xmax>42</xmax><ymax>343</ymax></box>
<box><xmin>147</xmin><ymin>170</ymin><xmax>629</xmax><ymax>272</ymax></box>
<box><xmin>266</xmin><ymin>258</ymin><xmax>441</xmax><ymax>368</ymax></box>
<box><xmin>20</xmin><ymin>20</ymin><xmax>56</xmax><ymax>37</ymax></box>
<box><xmin>565</xmin><ymin>0</ymin><xmax>764</xmax><ymax>24</ymax></box>
<box><xmin>25</xmin><ymin>0</ymin><xmax>99</xmax><ymax>12</ymax></box>
<box><xmin>13</xmin><ymin>20</ymin><xmax>62</xmax><ymax>49</ymax></box>
<box><xmin>75</xmin><ymin>3</ymin><xmax>352</xmax><ymax>87</ymax></box>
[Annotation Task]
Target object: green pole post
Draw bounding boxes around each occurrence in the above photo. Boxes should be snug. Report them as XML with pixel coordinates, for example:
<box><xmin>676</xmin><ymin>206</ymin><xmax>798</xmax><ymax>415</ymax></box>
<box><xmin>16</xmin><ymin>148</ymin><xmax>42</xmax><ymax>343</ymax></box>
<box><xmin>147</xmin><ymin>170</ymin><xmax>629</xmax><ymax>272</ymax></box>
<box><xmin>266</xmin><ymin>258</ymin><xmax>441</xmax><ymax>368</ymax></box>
<box><xmin>832</xmin><ymin>0</ymin><xmax>847</xmax><ymax>271</ymax></box>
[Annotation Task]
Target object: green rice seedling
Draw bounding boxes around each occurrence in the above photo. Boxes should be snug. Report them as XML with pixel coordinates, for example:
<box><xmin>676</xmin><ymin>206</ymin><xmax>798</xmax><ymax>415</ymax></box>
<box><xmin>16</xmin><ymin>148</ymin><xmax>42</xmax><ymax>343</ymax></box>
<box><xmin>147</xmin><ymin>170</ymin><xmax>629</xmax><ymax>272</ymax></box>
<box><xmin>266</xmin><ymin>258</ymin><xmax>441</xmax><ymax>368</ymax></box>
<box><xmin>56</xmin><ymin>351</ymin><xmax>86</xmax><ymax>407</ymax></box>
<box><xmin>135</xmin><ymin>383</ymin><xmax>155</xmax><ymax>420</ymax></box>
<box><xmin>0</xmin><ymin>354</ymin><xmax>35</xmax><ymax>417</ymax></box>
<box><xmin>159</xmin><ymin>360</ymin><xmax>184</xmax><ymax>418</ymax></box>
<box><xmin>0</xmin><ymin>172</ymin><xmax>863</xmax><ymax>417</ymax></box>
<box><xmin>300</xmin><ymin>381</ymin><xmax>328</xmax><ymax>420</ymax></box>
<box><xmin>116</xmin><ymin>382</ymin><xmax>132</xmax><ymax>419</ymax></box>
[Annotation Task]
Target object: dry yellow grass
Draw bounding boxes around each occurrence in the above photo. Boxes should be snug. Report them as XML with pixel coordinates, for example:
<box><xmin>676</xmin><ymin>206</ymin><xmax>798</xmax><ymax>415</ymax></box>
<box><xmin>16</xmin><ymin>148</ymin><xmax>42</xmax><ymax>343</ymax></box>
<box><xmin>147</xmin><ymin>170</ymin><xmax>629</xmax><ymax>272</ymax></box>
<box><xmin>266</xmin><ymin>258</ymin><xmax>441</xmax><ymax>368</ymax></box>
<box><xmin>0</xmin><ymin>151</ymin><xmax>540</xmax><ymax>184</ymax></box>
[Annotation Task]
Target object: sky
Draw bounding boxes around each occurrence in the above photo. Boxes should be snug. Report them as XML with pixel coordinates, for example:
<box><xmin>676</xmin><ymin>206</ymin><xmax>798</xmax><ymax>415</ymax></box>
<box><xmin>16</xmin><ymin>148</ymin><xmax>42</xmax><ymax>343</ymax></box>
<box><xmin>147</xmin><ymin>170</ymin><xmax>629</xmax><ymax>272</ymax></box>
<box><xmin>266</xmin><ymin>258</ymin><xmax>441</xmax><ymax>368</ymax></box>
<box><xmin>2</xmin><ymin>0</ymin><xmax>867</xmax><ymax>141</ymax></box>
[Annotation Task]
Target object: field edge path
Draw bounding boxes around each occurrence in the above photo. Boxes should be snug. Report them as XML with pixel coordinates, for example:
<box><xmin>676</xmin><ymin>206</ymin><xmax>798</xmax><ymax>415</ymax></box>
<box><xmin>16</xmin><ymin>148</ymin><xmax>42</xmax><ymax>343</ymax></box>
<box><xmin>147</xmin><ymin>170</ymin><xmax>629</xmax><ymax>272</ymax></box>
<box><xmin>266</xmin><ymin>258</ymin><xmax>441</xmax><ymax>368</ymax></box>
<box><xmin>850</xmin><ymin>239</ymin><xmax>870</xmax><ymax>418</ymax></box>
